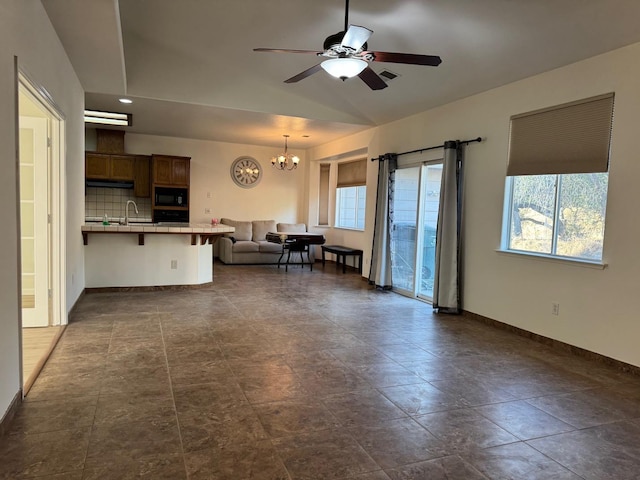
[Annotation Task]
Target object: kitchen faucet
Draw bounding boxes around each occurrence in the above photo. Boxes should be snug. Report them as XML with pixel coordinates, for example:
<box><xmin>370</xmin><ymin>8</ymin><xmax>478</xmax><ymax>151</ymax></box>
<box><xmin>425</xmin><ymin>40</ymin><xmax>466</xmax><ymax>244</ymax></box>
<box><xmin>123</xmin><ymin>200</ymin><xmax>139</xmax><ymax>225</ymax></box>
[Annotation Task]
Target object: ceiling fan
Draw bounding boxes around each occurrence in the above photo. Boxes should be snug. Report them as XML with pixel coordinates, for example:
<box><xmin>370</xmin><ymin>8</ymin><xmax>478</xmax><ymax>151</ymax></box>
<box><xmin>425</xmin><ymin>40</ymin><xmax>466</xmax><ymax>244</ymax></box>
<box><xmin>254</xmin><ymin>0</ymin><xmax>442</xmax><ymax>90</ymax></box>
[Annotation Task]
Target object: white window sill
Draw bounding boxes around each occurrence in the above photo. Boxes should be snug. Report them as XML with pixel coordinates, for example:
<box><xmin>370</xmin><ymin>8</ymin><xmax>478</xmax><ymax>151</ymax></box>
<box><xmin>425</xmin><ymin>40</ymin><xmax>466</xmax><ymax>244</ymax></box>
<box><xmin>334</xmin><ymin>227</ymin><xmax>365</xmax><ymax>232</ymax></box>
<box><xmin>495</xmin><ymin>249</ymin><xmax>607</xmax><ymax>270</ymax></box>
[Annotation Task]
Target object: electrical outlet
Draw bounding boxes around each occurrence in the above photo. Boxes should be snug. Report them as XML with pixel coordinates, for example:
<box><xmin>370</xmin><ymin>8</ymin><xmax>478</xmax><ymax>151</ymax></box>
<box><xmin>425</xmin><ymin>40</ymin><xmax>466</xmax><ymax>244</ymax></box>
<box><xmin>552</xmin><ymin>303</ymin><xmax>560</xmax><ymax>315</ymax></box>
<box><xmin>171</xmin><ymin>259</ymin><xmax>178</xmax><ymax>269</ymax></box>
<box><xmin>204</xmin><ymin>208</ymin><xmax>211</xmax><ymax>214</ymax></box>
<box><xmin>206</xmin><ymin>191</ymin><xmax>211</xmax><ymax>198</ymax></box>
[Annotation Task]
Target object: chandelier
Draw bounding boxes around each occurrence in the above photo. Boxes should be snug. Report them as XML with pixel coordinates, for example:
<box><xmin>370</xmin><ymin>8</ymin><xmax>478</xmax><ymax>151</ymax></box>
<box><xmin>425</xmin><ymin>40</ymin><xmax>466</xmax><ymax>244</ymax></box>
<box><xmin>271</xmin><ymin>135</ymin><xmax>300</xmax><ymax>171</ymax></box>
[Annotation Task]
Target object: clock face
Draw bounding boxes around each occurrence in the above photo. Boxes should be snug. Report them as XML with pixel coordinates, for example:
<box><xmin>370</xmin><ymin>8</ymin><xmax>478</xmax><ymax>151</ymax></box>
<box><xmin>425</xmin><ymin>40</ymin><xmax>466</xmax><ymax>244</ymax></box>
<box><xmin>230</xmin><ymin>156</ymin><xmax>262</xmax><ymax>188</ymax></box>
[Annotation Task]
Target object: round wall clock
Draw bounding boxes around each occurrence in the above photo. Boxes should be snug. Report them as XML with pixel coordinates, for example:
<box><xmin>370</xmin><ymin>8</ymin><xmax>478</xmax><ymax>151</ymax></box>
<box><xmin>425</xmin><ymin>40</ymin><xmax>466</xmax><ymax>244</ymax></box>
<box><xmin>230</xmin><ymin>156</ymin><xmax>262</xmax><ymax>188</ymax></box>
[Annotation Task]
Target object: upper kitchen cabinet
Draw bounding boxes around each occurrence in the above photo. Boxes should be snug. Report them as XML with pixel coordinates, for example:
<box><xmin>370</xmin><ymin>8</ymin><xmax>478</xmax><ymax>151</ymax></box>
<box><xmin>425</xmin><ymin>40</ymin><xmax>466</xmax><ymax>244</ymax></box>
<box><xmin>134</xmin><ymin>155</ymin><xmax>151</xmax><ymax>198</ymax></box>
<box><xmin>85</xmin><ymin>153</ymin><xmax>134</xmax><ymax>181</ymax></box>
<box><xmin>110</xmin><ymin>155</ymin><xmax>135</xmax><ymax>180</ymax></box>
<box><xmin>152</xmin><ymin>155</ymin><xmax>190</xmax><ymax>187</ymax></box>
<box><xmin>85</xmin><ymin>153</ymin><xmax>110</xmax><ymax>179</ymax></box>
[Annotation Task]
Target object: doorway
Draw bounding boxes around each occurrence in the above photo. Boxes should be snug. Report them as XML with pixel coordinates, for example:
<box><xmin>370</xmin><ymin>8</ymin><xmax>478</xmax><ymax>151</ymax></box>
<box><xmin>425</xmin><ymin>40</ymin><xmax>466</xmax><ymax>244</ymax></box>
<box><xmin>18</xmin><ymin>73</ymin><xmax>66</xmax><ymax>394</ymax></box>
<box><xmin>391</xmin><ymin>161</ymin><xmax>443</xmax><ymax>302</ymax></box>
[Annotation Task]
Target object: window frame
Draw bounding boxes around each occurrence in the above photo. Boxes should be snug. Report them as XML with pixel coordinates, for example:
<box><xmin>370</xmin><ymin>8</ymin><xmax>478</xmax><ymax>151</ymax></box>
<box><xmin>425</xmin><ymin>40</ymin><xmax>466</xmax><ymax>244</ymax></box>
<box><xmin>501</xmin><ymin>173</ymin><xmax>608</xmax><ymax>267</ymax></box>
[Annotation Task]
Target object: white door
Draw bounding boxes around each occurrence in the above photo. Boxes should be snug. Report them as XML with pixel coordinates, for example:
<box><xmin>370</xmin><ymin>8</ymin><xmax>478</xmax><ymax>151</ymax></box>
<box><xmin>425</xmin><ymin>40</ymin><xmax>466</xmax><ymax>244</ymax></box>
<box><xmin>20</xmin><ymin>116</ymin><xmax>50</xmax><ymax>328</ymax></box>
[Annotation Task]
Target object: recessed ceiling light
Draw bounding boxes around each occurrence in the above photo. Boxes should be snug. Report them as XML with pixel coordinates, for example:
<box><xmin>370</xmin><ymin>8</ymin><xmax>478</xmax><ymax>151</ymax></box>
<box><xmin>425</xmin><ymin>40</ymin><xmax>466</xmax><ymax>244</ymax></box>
<box><xmin>119</xmin><ymin>98</ymin><xmax>133</xmax><ymax>104</ymax></box>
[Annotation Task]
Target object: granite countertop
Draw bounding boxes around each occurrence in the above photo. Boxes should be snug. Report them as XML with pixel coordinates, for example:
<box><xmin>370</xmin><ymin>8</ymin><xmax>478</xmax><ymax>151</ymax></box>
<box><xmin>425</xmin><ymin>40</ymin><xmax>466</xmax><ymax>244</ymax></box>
<box><xmin>82</xmin><ymin>222</ymin><xmax>234</xmax><ymax>234</ymax></box>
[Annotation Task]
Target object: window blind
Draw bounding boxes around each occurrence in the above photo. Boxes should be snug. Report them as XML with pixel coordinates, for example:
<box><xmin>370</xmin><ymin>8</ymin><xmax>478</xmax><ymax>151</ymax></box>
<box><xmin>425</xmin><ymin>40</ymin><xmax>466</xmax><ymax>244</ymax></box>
<box><xmin>507</xmin><ymin>93</ymin><xmax>614</xmax><ymax>176</ymax></box>
<box><xmin>337</xmin><ymin>159</ymin><xmax>367</xmax><ymax>187</ymax></box>
<box><xmin>318</xmin><ymin>164</ymin><xmax>330</xmax><ymax>226</ymax></box>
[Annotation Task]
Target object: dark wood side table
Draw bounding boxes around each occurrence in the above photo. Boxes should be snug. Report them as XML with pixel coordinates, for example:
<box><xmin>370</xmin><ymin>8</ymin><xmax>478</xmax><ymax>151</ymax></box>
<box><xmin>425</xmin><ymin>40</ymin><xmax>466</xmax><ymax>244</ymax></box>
<box><xmin>321</xmin><ymin>245</ymin><xmax>363</xmax><ymax>274</ymax></box>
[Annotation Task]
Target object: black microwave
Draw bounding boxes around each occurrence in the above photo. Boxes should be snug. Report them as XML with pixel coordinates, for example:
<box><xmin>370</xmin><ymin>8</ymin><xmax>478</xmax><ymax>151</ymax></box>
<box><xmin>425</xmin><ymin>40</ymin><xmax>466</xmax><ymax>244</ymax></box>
<box><xmin>155</xmin><ymin>187</ymin><xmax>188</xmax><ymax>207</ymax></box>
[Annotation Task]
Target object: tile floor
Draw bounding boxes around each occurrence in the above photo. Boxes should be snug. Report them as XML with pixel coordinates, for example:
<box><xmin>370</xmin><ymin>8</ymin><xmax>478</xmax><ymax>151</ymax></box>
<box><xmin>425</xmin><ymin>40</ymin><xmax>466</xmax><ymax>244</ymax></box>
<box><xmin>2</xmin><ymin>262</ymin><xmax>640</xmax><ymax>479</ymax></box>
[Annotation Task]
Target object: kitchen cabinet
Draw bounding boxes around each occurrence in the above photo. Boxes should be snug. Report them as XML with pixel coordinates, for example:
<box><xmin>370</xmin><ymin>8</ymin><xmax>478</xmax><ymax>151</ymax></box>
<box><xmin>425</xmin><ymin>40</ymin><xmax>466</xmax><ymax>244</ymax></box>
<box><xmin>152</xmin><ymin>155</ymin><xmax>190</xmax><ymax>186</ymax></box>
<box><xmin>85</xmin><ymin>153</ymin><xmax>134</xmax><ymax>181</ymax></box>
<box><xmin>134</xmin><ymin>155</ymin><xmax>151</xmax><ymax>198</ymax></box>
<box><xmin>85</xmin><ymin>153</ymin><xmax>111</xmax><ymax>179</ymax></box>
<box><xmin>110</xmin><ymin>155</ymin><xmax>135</xmax><ymax>180</ymax></box>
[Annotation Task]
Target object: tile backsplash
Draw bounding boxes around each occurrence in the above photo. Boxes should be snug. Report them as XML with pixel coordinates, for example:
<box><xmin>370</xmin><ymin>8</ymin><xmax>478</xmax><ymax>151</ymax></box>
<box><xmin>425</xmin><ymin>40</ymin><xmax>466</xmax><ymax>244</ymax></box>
<box><xmin>85</xmin><ymin>187</ymin><xmax>152</xmax><ymax>222</ymax></box>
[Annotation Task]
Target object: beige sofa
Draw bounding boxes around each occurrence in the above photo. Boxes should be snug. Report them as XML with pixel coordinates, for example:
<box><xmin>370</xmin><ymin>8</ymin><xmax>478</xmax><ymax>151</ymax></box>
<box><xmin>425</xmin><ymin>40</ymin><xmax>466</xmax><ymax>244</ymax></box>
<box><xmin>218</xmin><ymin>219</ymin><xmax>314</xmax><ymax>265</ymax></box>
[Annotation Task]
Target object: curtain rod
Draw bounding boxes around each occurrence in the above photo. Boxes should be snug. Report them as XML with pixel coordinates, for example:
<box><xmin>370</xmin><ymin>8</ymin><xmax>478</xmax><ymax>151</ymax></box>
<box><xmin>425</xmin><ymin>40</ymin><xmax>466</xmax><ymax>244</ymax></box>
<box><xmin>371</xmin><ymin>136</ymin><xmax>483</xmax><ymax>161</ymax></box>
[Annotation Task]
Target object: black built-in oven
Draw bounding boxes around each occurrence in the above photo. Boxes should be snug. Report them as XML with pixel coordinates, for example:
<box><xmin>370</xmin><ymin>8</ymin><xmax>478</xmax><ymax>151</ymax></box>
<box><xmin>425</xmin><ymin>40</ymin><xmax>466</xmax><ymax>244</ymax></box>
<box><xmin>153</xmin><ymin>209</ymin><xmax>189</xmax><ymax>224</ymax></box>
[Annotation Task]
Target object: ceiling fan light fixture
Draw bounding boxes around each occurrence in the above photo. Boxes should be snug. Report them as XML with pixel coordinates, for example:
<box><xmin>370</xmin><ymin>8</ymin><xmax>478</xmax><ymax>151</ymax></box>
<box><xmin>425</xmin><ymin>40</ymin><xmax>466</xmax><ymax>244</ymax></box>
<box><xmin>321</xmin><ymin>58</ymin><xmax>367</xmax><ymax>80</ymax></box>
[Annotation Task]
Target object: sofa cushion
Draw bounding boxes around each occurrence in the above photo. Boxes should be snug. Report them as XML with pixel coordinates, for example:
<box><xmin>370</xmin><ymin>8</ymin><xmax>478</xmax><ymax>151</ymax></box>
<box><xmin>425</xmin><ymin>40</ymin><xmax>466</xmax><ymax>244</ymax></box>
<box><xmin>232</xmin><ymin>240</ymin><xmax>259</xmax><ymax>253</ymax></box>
<box><xmin>257</xmin><ymin>240</ymin><xmax>283</xmax><ymax>253</ymax></box>
<box><xmin>221</xmin><ymin>218</ymin><xmax>252</xmax><ymax>241</ymax></box>
<box><xmin>277</xmin><ymin>223</ymin><xmax>307</xmax><ymax>233</ymax></box>
<box><xmin>252</xmin><ymin>220</ymin><xmax>277</xmax><ymax>241</ymax></box>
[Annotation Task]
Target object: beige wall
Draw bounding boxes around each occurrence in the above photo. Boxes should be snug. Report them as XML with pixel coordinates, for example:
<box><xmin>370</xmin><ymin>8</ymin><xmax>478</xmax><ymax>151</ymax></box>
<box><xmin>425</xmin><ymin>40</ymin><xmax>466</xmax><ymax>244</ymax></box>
<box><xmin>309</xmin><ymin>41</ymin><xmax>640</xmax><ymax>368</ymax></box>
<box><xmin>124</xmin><ymin>133</ymin><xmax>308</xmax><ymax>225</ymax></box>
<box><xmin>0</xmin><ymin>1</ymin><xmax>85</xmax><ymax>420</ymax></box>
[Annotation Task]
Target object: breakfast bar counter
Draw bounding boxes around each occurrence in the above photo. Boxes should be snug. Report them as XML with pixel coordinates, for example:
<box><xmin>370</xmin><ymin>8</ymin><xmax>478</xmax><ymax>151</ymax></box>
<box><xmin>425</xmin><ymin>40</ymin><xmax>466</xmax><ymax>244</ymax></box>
<box><xmin>82</xmin><ymin>223</ymin><xmax>234</xmax><ymax>288</ymax></box>
<box><xmin>81</xmin><ymin>223</ymin><xmax>234</xmax><ymax>246</ymax></box>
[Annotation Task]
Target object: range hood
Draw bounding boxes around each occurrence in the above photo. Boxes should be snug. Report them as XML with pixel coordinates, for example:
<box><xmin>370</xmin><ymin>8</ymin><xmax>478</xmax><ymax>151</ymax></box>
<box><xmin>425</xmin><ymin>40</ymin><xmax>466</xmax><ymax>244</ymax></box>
<box><xmin>86</xmin><ymin>179</ymin><xmax>134</xmax><ymax>189</ymax></box>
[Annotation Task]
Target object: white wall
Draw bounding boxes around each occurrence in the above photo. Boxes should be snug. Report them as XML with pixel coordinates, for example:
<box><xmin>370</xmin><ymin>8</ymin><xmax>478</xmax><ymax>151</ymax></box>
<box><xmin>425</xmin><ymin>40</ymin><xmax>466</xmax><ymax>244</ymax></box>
<box><xmin>308</xmin><ymin>129</ymin><xmax>381</xmax><ymax>271</ymax></box>
<box><xmin>125</xmin><ymin>133</ymin><xmax>307</xmax><ymax>225</ymax></box>
<box><xmin>309</xmin><ymin>42</ymin><xmax>640</xmax><ymax>368</ymax></box>
<box><xmin>85</xmin><ymin>235</ymin><xmax>212</xmax><ymax>288</ymax></box>
<box><xmin>0</xmin><ymin>1</ymin><xmax>85</xmax><ymax>420</ymax></box>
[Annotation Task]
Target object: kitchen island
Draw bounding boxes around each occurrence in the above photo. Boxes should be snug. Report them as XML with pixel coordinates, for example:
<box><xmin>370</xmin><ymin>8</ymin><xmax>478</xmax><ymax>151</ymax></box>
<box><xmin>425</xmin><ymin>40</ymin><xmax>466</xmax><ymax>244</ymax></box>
<box><xmin>82</xmin><ymin>222</ymin><xmax>234</xmax><ymax>288</ymax></box>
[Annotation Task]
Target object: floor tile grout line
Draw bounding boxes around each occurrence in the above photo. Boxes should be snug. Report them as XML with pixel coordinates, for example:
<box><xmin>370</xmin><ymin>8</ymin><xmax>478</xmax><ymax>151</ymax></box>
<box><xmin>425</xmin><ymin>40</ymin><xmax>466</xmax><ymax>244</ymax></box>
<box><xmin>158</xmin><ymin>313</ymin><xmax>190</xmax><ymax>479</ymax></box>
<box><xmin>79</xmin><ymin>314</ymin><xmax>116</xmax><ymax>478</ymax></box>
<box><xmin>523</xmin><ymin>438</ymin><xmax>588</xmax><ymax>479</ymax></box>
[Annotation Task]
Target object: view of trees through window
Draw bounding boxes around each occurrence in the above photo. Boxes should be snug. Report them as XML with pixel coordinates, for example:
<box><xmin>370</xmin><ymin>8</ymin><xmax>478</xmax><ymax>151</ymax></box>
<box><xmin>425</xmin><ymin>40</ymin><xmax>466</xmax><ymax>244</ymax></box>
<box><xmin>508</xmin><ymin>173</ymin><xmax>608</xmax><ymax>260</ymax></box>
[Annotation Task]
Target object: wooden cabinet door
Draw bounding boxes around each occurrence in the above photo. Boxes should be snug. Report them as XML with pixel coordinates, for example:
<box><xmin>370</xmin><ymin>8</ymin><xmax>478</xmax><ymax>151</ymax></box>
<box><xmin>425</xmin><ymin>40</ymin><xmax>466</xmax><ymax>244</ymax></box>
<box><xmin>134</xmin><ymin>155</ymin><xmax>151</xmax><ymax>197</ymax></box>
<box><xmin>153</xmin><ymin>156</ymin><xmax>173</xmax><ymax>184</ymax></box>
<box><xmin>172</xmin><ymin>157</ymin><xmax>190</xmax><ymax>186</ymax></box>
<box><xmin>110</xmin><ymin>155</ymin><xmax>134</xmax><ymax>180</ymax></box>
<box><xmin>85</xmin><ymin>153</ymin><xmax>110</xmax><ymax>179</ymax></box>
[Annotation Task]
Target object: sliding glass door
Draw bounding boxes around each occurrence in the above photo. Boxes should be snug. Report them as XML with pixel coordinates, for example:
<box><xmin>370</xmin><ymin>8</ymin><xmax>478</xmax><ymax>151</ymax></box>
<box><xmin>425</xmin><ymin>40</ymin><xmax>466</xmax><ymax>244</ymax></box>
<box><xmin>417</xmin><ymin>163</ymin><xmax>442</xmax><ymax>299</ymax></box>
<box><xmin>391</xmin><ymin>167</ymin><xmax>419</xmax><ymax>292</ymax></box>
<box><xmin>391</xmin><ymin>162</ymin><xmax>442</xmax><ymax>301</ymax></box>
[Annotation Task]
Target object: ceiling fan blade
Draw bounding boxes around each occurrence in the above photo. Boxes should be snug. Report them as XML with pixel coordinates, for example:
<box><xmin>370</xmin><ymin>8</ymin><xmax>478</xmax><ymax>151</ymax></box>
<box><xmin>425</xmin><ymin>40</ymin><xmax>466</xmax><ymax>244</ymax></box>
<box><xmin>284</xmin><ymin>64</ymin><xmax>324</xmax><ymax>83</ymax></box>
<box><xmin>341</xmin><ymin>25</ymin><xmax>373</xmax><ymax>51</ymax></box>
<box><xmin>367</xmin><ymin>51</ymin><xmax>442</xmax><ymax>66</ymax></box>
<box><xmin>254</xmin><ymin>48</ymin><xmax>322</xmax><ymax>55</ymax></box>
<box><xmin>358</xmin><ymin>67</ymin><xmax>388</xmax><ymax>90</ymax></box>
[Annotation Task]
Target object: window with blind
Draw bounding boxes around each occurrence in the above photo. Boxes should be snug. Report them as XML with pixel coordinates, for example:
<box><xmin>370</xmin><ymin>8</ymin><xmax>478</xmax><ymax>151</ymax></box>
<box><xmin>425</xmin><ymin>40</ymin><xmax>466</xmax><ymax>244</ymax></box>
<box><xmin>335</xmin><ymin>159</ymin><xmax>367</xmax><ymax>230</ymax></box>
<box><xmin>502</xmin><ymin>93</ymin><xmax>614</xmax><ymax>262</ymax></box>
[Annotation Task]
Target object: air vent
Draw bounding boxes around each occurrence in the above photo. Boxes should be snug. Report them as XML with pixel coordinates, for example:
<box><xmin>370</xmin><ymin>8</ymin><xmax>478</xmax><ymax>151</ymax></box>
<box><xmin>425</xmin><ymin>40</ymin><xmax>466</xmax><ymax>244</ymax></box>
<box><xmin>379</xmin><ymin>70</ymin><xmax>400</xmax><ymax>81</ymax></box>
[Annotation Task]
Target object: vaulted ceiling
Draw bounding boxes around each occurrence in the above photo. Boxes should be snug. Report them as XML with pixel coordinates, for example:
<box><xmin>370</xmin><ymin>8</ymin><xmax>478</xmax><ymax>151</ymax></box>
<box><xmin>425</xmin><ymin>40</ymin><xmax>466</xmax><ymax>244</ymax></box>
<box><xmin>43</xmin><ymin>0</ymin><xmax>640</xmax><ymax>148</ymax></box>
